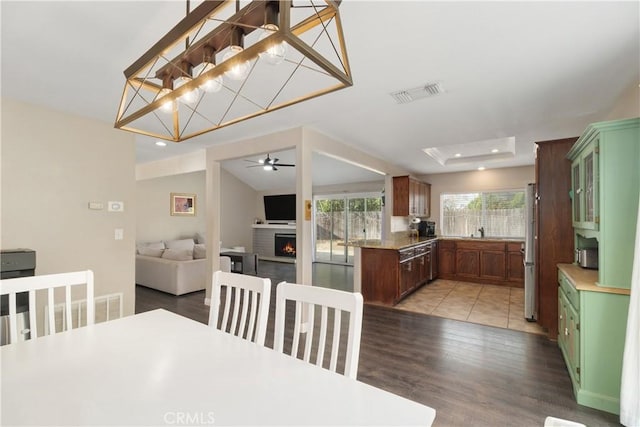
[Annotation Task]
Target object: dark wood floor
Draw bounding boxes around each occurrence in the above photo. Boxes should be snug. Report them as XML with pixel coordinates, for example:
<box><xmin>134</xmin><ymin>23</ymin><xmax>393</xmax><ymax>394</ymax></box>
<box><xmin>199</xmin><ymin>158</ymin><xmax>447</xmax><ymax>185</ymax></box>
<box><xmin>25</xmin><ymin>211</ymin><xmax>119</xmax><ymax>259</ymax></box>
<box><xmin>135</xmin><ymin>261</ymin><xmax>620</xmax><ymax>427</ymax></box>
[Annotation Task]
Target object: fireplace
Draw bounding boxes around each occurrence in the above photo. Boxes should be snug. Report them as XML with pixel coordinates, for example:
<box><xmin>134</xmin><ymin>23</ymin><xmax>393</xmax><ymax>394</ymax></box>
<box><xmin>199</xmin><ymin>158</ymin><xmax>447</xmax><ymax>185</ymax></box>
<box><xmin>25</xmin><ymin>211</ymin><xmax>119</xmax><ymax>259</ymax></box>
<box><xmin>274</xmin><ymin>233</ymin><xmax>296</xmax><ymax>258</ymax></box>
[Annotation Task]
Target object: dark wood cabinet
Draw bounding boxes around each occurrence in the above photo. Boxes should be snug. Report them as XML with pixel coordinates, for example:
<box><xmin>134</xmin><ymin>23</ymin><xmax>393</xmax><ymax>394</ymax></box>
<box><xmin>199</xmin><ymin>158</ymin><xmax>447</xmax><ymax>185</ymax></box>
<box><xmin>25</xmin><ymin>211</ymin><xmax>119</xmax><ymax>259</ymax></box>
<box><xmin>360</xmin><ymin>240</ymin><xmax>436</xmax><ymax>305</ymax></box>
<box><xmin>456</xmin><ymin>247</ymin><xmax>480</xmax><ymax>279</ymax></box>
<box><xmin>535</xmin><ymin>137</ymin><xmax>577</xmax><ymax>339</ymax></box>
<box><xmin>430</xmin><ymin>240</ymin><xmax>439</xmax><ymax>280</ymax></box>
<box><xmin>438</xmin><ymin>239</ymin><xmax>524</xmax><ymax>286</ymax></box>
<box><xmin>438</xmin><ymin>240</ymin><xmax>456</xmax><ymax>279</ymax></box>
<box><xmin>480</xmin><ymin>250</ymin><xmax>506</xmax><ymax>281</ymax></box>
<box><xmin>506</xmin><ymin>242</ymin><xmax>524</xmax><ymax>284</ymax></box>
<box><xmin>392</xmin><ymin>176</ymin><xmax>431</xmax><ymax>217</ymax></box>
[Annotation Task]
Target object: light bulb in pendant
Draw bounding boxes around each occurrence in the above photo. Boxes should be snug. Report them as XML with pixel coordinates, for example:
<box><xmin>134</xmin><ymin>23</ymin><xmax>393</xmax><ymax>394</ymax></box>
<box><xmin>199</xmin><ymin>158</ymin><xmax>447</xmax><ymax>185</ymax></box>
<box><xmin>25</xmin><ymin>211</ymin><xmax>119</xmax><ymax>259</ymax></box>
<box><xmin>200</xmin><ymin>63</ymin><xmax>223</xmax><ymax>93</ymax></box>
<box><xmin>174</xmin><ymin>76</ymin><xmax>200</xmax><ymax>105</ymax></box>
<box><xmin>158</xmin><ymin>88</ymin><xmax>175</xmax><ymax>113</ymax></box>
<box><xmin>223</xmin><ymin>46</ymin><xmax>250</xmax><ymax>81</ymax></box>
<box><xmin>258</xmin><ymin>24</ymin><xmax>286</xmax><ymax>65</ymax></box>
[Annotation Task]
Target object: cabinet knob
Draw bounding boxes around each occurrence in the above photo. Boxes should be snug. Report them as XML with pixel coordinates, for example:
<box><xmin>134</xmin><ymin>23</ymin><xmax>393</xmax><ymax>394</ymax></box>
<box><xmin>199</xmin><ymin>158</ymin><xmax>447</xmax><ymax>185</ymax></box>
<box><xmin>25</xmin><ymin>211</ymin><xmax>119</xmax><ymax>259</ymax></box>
<box><xmin>559</xmin><ymin>314</ymin><xmax>563</xmax><ymax>320</ymax></box>
<box><xmin>565</xmin><ymin>327</ymin><xmax>569</xmax><ymax>336</ymax></box>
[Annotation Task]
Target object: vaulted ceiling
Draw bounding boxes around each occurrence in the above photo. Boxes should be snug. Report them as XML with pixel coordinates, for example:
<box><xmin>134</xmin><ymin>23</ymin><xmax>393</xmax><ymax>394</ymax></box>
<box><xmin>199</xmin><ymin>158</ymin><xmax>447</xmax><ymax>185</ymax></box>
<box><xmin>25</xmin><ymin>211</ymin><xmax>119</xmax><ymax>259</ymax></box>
<box><xmin>2</xmin><ymin>1</ymin><xmax>638</xmax><ymax>190</ymax></box>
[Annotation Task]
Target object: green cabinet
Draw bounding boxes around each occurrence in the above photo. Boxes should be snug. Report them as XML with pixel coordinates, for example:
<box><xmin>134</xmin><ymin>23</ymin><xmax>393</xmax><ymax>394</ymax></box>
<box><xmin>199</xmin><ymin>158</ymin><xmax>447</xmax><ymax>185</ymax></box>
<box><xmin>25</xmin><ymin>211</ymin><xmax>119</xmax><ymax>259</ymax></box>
<box><xmin>570</xmin><ymin>139</ymin><xmax>599</xmax><ymax>230</ymax></box>
<box><xmin>558</xmin><ymin>273</ymin><xmax>581</xmax><ymax>386</ymax></box>
<box><xmin>567</xmin><ymin>117</ymin><xmax>640</xmax><ymax>290</ymax></box>
<box><xmin>558</xmin><ymin>266</ymin><xmax>630</xmax><ymax>415</ymax></box>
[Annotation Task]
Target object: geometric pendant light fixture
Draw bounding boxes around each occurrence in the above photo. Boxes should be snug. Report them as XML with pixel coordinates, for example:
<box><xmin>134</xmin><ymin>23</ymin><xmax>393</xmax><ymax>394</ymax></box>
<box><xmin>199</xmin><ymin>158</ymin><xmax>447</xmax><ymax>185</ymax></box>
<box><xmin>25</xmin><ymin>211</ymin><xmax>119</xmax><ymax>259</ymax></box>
<box><xmin>114</xmin><ymin>0</ymin><xmax>352</xmax><ymax>142</ymax></box>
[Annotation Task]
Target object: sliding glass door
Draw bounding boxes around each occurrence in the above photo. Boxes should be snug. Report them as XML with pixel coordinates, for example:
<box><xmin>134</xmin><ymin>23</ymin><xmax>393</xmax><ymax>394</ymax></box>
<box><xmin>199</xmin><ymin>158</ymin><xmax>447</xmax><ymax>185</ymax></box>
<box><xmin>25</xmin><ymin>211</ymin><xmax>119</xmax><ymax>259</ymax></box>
<box><xmin>313</xmin><ymin>193</ymin><xmax>382</xmax><ymax>265</ymax></box>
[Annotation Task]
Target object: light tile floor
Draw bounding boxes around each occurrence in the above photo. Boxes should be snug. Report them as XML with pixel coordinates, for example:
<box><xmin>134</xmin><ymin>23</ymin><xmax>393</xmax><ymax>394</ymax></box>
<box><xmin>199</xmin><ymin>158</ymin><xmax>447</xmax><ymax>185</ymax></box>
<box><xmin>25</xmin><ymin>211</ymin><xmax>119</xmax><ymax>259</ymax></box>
<box><xmin>395</xmin><ymin>279</ymin><xmax>545</xmax><ymax>335</ymax></box>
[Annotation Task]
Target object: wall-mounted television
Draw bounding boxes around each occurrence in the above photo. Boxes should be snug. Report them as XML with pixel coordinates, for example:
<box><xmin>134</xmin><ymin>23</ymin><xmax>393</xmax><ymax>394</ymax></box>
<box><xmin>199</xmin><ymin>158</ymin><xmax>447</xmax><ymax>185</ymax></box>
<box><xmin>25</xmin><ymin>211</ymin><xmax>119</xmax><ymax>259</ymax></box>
<box><xmin>264</xmin><ymin>194</ymin><xmax>296</xmax><ymax>223</ymax></box>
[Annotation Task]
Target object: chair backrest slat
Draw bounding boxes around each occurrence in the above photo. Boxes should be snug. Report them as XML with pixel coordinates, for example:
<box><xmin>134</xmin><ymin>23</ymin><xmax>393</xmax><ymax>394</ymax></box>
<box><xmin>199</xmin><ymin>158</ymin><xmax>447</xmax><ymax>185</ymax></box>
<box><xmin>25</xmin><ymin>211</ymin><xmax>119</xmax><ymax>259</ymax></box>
<box><xmin>0</xmin><ymin>270</ymin><xmax>95</xmax><ymax>344</ymax></box>
<box><xmin>291</xmin><ymin>301</ymin><xmax>302</xmax><ymax>356</ymax></box>
<box><xmin>209</xmin><ymin>271</ymin><xmax>271</xmax><ymax>346</ymax></box>
<box><xmin>316</xmin><ymin>305</ymin><xmax>328</xmax><ymax>366</ymax></box>
<box><xmin>274</xmin><ymin>282</ymin><xmax>364</xmax><ymax>379</ymax></box>
<box><xmin>330</xmin><ymin>308</ymin><xmax>342</xmax><ymax>373</ymax></box>
<box><xmin>303</xmin><ymin>303</ymin><xmax>315</xmax><ymax>363</ymax></box>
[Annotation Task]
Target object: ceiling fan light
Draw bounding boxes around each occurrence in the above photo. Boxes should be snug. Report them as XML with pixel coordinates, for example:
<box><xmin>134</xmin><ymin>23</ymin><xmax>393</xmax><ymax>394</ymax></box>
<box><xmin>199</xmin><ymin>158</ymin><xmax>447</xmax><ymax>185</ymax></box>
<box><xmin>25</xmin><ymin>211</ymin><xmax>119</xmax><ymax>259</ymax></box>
<box><xmin>263</xmin><ymin>164</ymin><xmax>273</xmax><ymax>171</ymax></box>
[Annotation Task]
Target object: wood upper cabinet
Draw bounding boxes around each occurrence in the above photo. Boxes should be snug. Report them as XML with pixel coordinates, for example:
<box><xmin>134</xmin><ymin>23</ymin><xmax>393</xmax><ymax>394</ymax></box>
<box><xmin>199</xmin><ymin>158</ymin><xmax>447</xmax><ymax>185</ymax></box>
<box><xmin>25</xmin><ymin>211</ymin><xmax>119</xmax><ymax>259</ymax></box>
<box><xmin>393</xmin><ymin>176</ymin><xmax>431</xmax><ymax>217</ymax></box>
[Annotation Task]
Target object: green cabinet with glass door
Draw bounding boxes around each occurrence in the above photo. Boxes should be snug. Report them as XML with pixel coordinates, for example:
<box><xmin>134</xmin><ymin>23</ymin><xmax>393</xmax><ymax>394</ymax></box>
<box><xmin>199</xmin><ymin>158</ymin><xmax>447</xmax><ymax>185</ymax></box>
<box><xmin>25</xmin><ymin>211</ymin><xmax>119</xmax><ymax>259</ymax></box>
<box><xmin>559</xmin><ymin>117</ymin><xmax>638</xmax><ymax>415</ymax></box>
<box><xmin>567</xmin><ymin>117</ymin><xmax>639</xmax><ymax>290</ymax></box>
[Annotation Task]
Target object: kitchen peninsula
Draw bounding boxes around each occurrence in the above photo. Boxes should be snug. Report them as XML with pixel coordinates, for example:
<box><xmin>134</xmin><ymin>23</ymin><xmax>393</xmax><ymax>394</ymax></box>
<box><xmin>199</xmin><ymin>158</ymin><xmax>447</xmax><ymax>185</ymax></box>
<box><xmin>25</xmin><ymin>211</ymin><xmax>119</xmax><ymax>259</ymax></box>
<box><xmin>354</xmin><ymin>236</ymin><xmax>524</xmax><ymax>306</ymax></box>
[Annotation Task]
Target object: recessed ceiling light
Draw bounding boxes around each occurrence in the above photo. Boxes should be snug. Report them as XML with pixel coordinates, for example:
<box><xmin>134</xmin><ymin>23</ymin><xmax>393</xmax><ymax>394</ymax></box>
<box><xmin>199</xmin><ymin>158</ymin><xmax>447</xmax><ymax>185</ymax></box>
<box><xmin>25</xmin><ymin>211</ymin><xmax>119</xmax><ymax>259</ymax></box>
<box><xmin>478</xmin><ymin>166</ymin><xmax>486</xmax><ymax>171</ymax></box>
<box><xmin>491</xmin><ymin>148</ymin><xmax>499</xmax><ymax>153</ymax></box>
<box><xmin>155</xmin><ymin>141</ymin><xmax>167</xmax><ymax>147</ymax></box>
<box><xmin>454</xmin><ymin>153</ymin><xmax>462</xmax><ymax>157</ymax></box>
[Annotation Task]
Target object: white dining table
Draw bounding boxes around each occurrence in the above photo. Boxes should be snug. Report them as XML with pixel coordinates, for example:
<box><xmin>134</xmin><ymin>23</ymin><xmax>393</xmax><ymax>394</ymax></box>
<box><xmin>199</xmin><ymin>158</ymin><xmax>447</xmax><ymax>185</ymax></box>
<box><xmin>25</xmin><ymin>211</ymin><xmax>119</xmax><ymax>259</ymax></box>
<box><xmin>2</xmin><ymin>309</ymin><xmax>436</xmax><ymax>426</ymax></box>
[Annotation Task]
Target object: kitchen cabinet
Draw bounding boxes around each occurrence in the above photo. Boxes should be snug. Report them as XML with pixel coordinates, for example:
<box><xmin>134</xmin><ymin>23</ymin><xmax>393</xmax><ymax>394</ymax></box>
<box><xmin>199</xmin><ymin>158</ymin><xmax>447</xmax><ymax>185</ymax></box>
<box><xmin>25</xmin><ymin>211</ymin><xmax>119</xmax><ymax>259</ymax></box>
<box><xmin>438</xmin><ymin>240</ymin><xmax>456</xmax><ymax>279</ymax></box>
<box><xmin>567</xmin><ymin>117</ymin><xmax>639</xmax><ymax>290</ymax></box>
<box><xmin>398</xmin><ymin>247</ymin><xmax>416</xmax><ymax>299</ymax></box>
<box><xmin>557</xmin><ymin>265</ymin><xmax>630</xmax><ymax>415</ymax></box>
<box><xmin>570</xmin><ymin>139</ymin><xmax>599</xmax><ymax>231</ymax></box>
<box><xmin>438</xmin><ymin>239</ymin><xmax>523</xmax><ymax>286</ymax></box>
<box><xmin>392</xmin><ymin>176</ymin><xmax>431</xmax><ymax>217</ymax></box>
<box><xmin>360</xmin><ymin>239</ymin><xmax>437</xmax><ymax>305</ymax></box>
<box><xmin>506</xmin><ymin>242</ymin><xmax>524</xmax><ymax>284</ymax></box>
<box><xmin>535</xmin><ymin>137</ymin><xmax>577</xmax><ymax>339</ymax></box>
<box><xmin>430</xmin><ymin>240</ymin><xmax>439</xmax><ymax>280</ymax></box>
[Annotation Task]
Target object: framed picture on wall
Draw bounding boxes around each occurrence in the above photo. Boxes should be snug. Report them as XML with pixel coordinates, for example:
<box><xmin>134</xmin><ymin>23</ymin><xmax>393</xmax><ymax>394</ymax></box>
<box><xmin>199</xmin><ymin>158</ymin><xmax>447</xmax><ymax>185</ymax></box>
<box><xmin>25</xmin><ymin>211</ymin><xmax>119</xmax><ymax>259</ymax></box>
<box><xmin>170</xmin><ymin>193</ymin><xmax>196</xmax><ymax>216</ymax></box>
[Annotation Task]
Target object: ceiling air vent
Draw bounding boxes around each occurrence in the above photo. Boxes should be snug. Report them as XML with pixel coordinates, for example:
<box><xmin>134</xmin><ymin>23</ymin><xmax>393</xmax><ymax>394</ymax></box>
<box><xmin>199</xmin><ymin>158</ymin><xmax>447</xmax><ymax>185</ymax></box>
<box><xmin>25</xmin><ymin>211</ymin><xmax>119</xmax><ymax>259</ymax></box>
<box><xmin>390</xmin><ymin>82</ymin><xmax>445</xmax><ymax>104</ymax></box>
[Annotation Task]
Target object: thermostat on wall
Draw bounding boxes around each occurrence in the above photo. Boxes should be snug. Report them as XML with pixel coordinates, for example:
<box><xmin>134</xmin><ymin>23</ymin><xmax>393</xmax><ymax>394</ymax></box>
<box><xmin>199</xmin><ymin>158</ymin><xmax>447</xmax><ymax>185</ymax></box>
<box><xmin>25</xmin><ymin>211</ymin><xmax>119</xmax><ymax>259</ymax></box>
<box><xmin>108</xmin><ymin>201</ymin><xmax>124</xmax><ymax>212</ymax></box>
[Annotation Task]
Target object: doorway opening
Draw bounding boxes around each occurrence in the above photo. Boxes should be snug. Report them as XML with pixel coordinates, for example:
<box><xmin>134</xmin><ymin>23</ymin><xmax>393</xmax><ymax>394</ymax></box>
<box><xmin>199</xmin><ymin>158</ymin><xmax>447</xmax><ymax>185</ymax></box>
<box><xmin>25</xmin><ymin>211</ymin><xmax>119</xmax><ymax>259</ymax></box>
<box><xmin>313</xmin><ymin>193</ymin><xmax>383</xmax><ymax>265</ymax></box>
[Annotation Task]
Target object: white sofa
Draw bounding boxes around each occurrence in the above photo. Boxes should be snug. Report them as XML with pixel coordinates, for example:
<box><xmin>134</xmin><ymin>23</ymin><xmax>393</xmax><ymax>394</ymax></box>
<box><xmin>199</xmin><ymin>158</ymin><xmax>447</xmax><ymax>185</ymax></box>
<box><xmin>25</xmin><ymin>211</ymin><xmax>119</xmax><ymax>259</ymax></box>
<box><xmin>135</xmin><ymin>238</ymin><xmax>231</xmax><ymax>296</ymax></box>
<box><xmin>136</xmin><ymin>255</ymin><xmax>207</xmax><ymax>296</ymax></box>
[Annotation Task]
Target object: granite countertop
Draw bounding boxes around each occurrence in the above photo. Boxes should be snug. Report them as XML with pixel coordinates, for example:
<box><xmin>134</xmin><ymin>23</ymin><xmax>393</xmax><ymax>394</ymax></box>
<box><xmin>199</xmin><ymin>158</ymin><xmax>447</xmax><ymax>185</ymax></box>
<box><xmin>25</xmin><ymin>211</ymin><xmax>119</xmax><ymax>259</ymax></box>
<box><xmin>558</xmin><ymin>263</ymin><xmax>631</xmax><ymax>295</ymax></box>
<box><xmin>345</xmin><ymin>236</ymin><xmax>437</xmax><ymax>250</ymax></box>
<box><xmin>347</xmin><ymin>235</ymin><xmax>523</xmax><ymax>250</ymax></box>
<box><xmin>440</xmin><ymin>237</ymin><xmax>524</xmax><ymax>243</ymax></box>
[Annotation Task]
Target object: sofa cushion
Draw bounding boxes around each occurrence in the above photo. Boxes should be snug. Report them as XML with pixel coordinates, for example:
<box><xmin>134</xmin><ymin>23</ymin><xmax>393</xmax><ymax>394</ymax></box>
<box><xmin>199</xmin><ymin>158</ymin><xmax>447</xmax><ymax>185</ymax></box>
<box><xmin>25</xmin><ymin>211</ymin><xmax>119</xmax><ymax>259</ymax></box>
<box><xmin>194</xmin><ymin>244</ymin><xmax>206</xmax><ymax>259</ymax></box>
<box><xmin>165</xmin><ymin>238</ymin><xmax>195</xmax><ymax>251</ymax></box>
<box><xmin>136</xmin><ymin>241</ymin><xmax>165</xmax><ymax>254</ymax></box>
<box><xmin>195</xmin><ymin>232</ymin><xmax>206</xmax><ymax>245</ymax></box>
<box><xmin>138</xmin><ymin>247</ymin><xmax>164</xmax><ymax>257</ymax></box>
<box><xmin>162</xmin><ymin>248</ymin><xmax>194</xmax><ymax>261</ymax></box>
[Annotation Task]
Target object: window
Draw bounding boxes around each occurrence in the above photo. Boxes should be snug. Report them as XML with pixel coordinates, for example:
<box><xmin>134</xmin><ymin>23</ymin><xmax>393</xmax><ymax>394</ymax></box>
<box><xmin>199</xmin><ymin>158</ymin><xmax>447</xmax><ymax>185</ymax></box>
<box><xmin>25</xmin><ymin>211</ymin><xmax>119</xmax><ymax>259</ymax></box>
<box><xmin>440</xmin><ymin>190</ymin><xmax>525</xmax><ymax>238</ymax></box>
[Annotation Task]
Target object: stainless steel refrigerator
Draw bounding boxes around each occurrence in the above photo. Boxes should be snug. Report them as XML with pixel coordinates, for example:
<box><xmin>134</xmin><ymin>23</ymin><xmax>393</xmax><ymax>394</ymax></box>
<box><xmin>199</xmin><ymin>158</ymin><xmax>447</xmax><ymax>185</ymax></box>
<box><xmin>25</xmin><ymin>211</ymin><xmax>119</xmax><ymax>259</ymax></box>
<box><xmin>523</xmin><ymin>183</ymin><xmax>536</xmax><ymax>321</ymax></box>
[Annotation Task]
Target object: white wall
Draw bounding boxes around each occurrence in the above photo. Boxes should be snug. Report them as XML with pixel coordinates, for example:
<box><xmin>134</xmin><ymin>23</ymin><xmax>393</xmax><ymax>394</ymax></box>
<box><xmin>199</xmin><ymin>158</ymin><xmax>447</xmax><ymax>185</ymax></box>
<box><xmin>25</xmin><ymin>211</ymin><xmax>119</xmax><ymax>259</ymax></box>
<box><xmin>420</xmin><ymin>165</ymin><xmax>535</xmax><ymax>235</ymax></box>
<box><xmin>1</xmin><ymin>98</ymin><xmax>137</xmax><ymax>318</ymax></box>
<box><xmin>136</xmin><ymin>171</ymin><xmax>206</xmax><ymax>243</ymax></box>
<box><xmin>606</xmin><ymin>82</ymin><xmax>640</xmax><ymax>120</ymax></box>
<box><xmin>219</xmin><ymin>169</ymin><xmax>257</xmax><ymax>251</ymax></box>
<box><xmin>136</xmin><ymin>168</ymin><xmax>257</xmax><ymax>250</ymax></box>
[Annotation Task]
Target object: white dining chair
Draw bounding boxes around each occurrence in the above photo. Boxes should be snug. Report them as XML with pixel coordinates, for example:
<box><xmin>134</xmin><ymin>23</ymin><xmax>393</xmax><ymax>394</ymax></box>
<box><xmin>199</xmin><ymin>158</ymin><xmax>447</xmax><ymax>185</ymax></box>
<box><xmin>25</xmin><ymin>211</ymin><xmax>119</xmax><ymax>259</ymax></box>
<box><xmin>274</xmin><ymin>282</ymin><xmax>364</xmax><ymax>379</ymax></box>
<box><xmin>0</xmin><ymin>270</ymin><xmax>95</xmax><ymax>344</ymax></box>
<box><xmin>209</xmin><ymin>270</ymin><xmax>271</xmax><ymax>345</ymax></box>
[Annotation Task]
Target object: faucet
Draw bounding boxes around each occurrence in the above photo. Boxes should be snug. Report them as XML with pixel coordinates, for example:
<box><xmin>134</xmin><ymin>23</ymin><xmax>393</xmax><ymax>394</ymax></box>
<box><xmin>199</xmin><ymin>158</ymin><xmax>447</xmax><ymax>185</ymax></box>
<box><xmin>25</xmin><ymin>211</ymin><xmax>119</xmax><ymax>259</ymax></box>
<box><xmin>478</xmin><ymin>227</ymin><xmax>485</xmax><ymax>238</ymax></box>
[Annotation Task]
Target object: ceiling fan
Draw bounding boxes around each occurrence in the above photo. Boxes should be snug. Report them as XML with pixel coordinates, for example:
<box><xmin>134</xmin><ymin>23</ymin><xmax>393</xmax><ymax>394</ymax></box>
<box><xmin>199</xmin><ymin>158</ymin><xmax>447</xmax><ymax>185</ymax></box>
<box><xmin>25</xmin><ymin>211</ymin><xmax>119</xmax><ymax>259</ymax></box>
<box><xmin>245</xmin><ymin>154</ymin><xmax>295</xmax><ymax>171</ymax></box>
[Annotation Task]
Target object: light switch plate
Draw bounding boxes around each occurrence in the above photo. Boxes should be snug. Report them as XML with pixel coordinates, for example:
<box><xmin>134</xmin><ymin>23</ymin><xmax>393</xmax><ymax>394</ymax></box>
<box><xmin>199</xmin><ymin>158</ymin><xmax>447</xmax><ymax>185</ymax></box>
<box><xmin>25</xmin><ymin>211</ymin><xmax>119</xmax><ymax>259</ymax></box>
<box><xmin>88</xmin><ymin>202</ymin><xmax>103</xmax><ymax>210</ymax></box>
<box><xmin>114</xmin><ymin>229</ymin><xmax>124</xmax><ymax>240</ymax></box>
<box><xmin>108</xmin><ymin>201</ymin><xmax>124</xmax><ymax>212</ymax></box>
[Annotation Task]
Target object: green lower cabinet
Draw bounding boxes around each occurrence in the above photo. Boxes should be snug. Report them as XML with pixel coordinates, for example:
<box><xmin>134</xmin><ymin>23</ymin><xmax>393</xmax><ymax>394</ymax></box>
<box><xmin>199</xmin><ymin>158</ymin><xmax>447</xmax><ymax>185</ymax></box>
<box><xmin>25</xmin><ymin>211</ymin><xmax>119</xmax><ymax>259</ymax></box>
<box><xmin>558</xmin><ymin>270</ymin><xmax>630</xmax><ymax>415</ymax></box>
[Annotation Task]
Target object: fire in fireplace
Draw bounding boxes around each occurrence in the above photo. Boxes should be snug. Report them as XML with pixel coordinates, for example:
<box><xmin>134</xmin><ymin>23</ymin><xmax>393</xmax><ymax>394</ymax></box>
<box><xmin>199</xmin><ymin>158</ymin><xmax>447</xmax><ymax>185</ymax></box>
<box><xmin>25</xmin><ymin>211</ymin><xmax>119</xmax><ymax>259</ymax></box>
<box><xmin>274</xmin><ymin>233</ymin><xmax>296</xmax><ymax>258</ymax></box>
